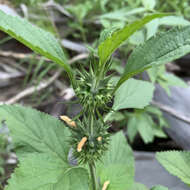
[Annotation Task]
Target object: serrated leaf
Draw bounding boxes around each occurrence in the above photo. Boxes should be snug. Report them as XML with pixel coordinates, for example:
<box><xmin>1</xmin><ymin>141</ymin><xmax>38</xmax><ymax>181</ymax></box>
<box><xmin>0</xmin><ymin>105</ymin><xmax>70</xmax><ymax>160</ymax></box>
<box><xmin>0</xmin><ymin>105</ymin><xmax>89</xmax><ymax>190</ymax></box>
<box><xmin>151</xmin><ymin>185</ymin><xmax>169</xmax><ymax>190</ymax></box>
<box><xmin>5</xmin><ymin>153</ymin><xmax>64</xmax><ymax>190</ymax></box>
<box><xmin>5</xmin><ymin>153</ymin><xmax>89</xmax><ymax>190</ymax></box>
<box><xmin>0</xmin><ymin>10</ymin><xmax>73</xmax><ymax>80</ymax></box>
<box><xmin>131</xmin><ymin>183</ymin><xmax>149</xmax><ymax>190</ymax></box>
<box><xmin>156</xmin><ymin>151</ymin><xmax>190</xmax><ymax>185</ymax></box>
<box><xmin>117</xmin><ymin>26</ymin><xmax>190</xmax><ymax>89</ymax></box>
<box><xmin>98</xmin><ymin>13</ymin><xmax>168</xmax><ymax>65</ymax></box>
<box><xmin>52</xmin><ymin>167</ymin><xmax>89</xmax><ymax>190</ymax></box>
<box><xmin>97</xmin><ymin>132</ymin><xmax>134</xmax><ymax>190</ymax></box>
<box><xmin>113</xmin><ymin>78</ymin><xmax>154</xmax><ymax>110</ymax></box>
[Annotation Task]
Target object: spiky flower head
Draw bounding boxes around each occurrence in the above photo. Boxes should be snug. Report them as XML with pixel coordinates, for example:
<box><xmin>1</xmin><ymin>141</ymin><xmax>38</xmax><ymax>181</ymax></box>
<box><xmin>74</xmin><ymin>58</ymin><xmax>114</xmax><ymax>113</ymax></box>
<box><xmin>67</xmin><ymin>116</ymin><xmax>110</xmax><ymax>164</ymax></box>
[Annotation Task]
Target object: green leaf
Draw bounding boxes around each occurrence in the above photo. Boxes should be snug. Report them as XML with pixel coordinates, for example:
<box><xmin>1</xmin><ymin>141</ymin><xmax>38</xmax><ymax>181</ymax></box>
<box><xmin>5</xmin><ymin>153</ymin><xmax>64</xmax><ymax>190</ymax></box>
<box><xmin>147</xmin><ymin>65</ymin><xmax>163</xmax><ymax>83</ymax></box>
<box><xmin>0</xmin><ymin>105</ymin><xmax>89</xmax><ymax>190</ymax></box>
<box><xmin>98</xmin><ymin>13</ymin><xmax>168</xmax><ymax>65</ymax></box>
<box><xmin>52</xmin><ymin>167</ymin><xmax>89</xmax><ymax>190</ymax></box>
<box><xmin>127</xmin><ymin>110</ymin><xmax>166</xmax><ymax>144</ymax></box>
<box><xmin>129</xmin><ymin>30</ymin><xmax>145</xmax><ymax>45</ymax></box>
<box><xmin>97</xmin><ymin>132</ymin><xmax>134</xmax><ymax>190</ymax></box>
<box><xmin>131</xmin><ymin>183</ymin><xmax>149</xmax><ymax>190</ymax></box>
<box><xmin>113</xmin><ymin>78</ymin><xmax>154</xmax><ymax>110</ymax></box>
<box><xmin>142</xmin><ymin>0</ymin><xmax>156</xmax><ymax>10</ymax></box>
<box><xmin>161</xmin><ymin>73</ymin><xmax>188</xmax><ymax>88</ymax></box>
<box><xmin>5</xmin><ymin>153</ymin><xmax>89</xmax><ymax>190</ymax></box>
<box><xmin>137</xmin><ymin>113</ymin><xmax>154</xmax><ymax>144</ymax></box>
<box><xmin>0</xmin><ymin>11</ymin><xmax>73</xmax><ymax>80</ymax></box>
<box><xmin>0</xmin><ymin>105</ymin><xmax>70</xmax><ymax>159</ymax></box>
<box><xmin>158</xmin><ymin>16</ymin><xmax>190</xmax><ymax>26</ymax></box>
<box><xmin>156</xmin><ymin>151</ymin><xmax>190</xmax><ymax>185</ymax></box>
<box><xmin>151</xmin><ymin>185</ymin><xmax>169</xmax><ymax>190</ymax></box>
<box><xmin>99</xmin><ymin>8</ymin><xmax>146</xmax><ymax>21</ymax></box>
<box><xmin>117</xmin><ymin>26</ymin><xmax>190</xmax><ymax>89</ymax></box>
<box><xmin>127</xmin><ymin>116</ymin><xmax>138</xmax><ymax>143</ymax></box>
<box><xmin>146</xmin><ymin>16</ymin><xmax>190</xmax><ymax>40</ymax></box>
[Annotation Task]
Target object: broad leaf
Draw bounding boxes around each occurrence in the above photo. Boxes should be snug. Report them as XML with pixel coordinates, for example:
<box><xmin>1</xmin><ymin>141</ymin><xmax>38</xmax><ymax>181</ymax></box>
<box><xmin>117</xmin><ymin>26</ymin><xmax>190</xmax><ymax>89</ymax></box>
<box><xmin>127</xmin><ymin>113</ymin><xmax>154</xmax><ymax>144</ymax></box>
<box><xmin>0</xmin><ymin>105</ymin><xmax>70</xmax><ymax>160</ymax></box>
<box><xmin>98</xmin><ymin>13</ymin><xmax>168</xmax><ymax>65</ymax></box>
<box><xmin>127</xmin><ymin>110</ymin><xmax>166</xmax><ymax>144</ymax></box>
<box><xmin>97</xmin><ymin>132</ymin><xmax>134</xmax><ymax>190</ymax></box>
<box><xmin>156</xmin><ymin>151</ymin><xmax>190</xmax><ymax>186</ymax></box>
<box><xmin>6</xmin><ymin>153</ymin><xmax>89</xmax><ymax>190</ymax></box>
<box><xmin>135</xmin><ymin>114</ymin><xmax>154</xmax><ymax>144</ymax></box>
<box><xmin>0</xmin><ymin>105</ymin><xmax>89</xmax><ymax>190</ymax></box>
<box><xmin>151</xmin><ymin>185</ymin><xmax>169</xmax><ymax>190</ymax></box>
<box><xmin>146</xmin><ymin>16</ymin><xmax>190</xmax><ymax>39</ymax></box>
<box><xmin>113</xmin><ymin>78</ymin><xmax>154</xmax><ymax>110</ymax></box>
<box><xmin>0</xmin><ymin>11</ymin><xmax>73</xmax><ymax>80</ymax></box>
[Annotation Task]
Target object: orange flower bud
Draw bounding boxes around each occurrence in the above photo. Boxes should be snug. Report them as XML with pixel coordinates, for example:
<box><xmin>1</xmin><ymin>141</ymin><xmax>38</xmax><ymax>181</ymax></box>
<box><xmin>60</xmin><ymin>115</ymin><xmax>76</xmax><ymax>128</ymax></box>
<box><xmin>102</xmin><ymin>181</ymin><xmax>110</xmax><ymax>190</ymax></box>
<box><xmin>77</xmin><ymin>137</ymin><xmax>87</xmax><ymax>152</ymax></box>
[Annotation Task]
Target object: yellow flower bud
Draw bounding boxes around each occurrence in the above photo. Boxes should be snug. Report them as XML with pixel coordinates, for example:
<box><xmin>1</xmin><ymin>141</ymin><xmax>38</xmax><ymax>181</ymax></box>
<box><xmin>77</xmin><ymin>137</ymin><xmax>87</xmax><ymax>152</ymax></box>
<box><xmin>97</xmin><ymin>136</ymin><xmax>102</xmax><ymax>142</ymax></box>
<box><xmin>102</xmin><ymin>180</ymin><xmax>110</xmax><ymax>190</ymax></box>
<box><xmin>60</xmin><ymin>115</ymin><xmax>76</xmax><ymax>128</ymax></box>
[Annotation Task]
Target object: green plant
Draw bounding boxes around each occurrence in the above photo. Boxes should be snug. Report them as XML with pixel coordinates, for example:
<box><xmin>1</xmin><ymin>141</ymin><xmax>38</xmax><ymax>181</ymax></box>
<box><xmin>148</xmin><ymin>65</ymin><xmax>188</xmax><ymax>96</ymax></box>
<box><xmin>127</xmin><ymin>106</ymin><xmax>168</xmax><ymax>144</ymax></box>
<box><xmin>156</xmin><ymin>151</ymin><xmax>190</xmax><ymax>188</ymax></box>
<box><xmin>0</xmin><ymin>122</ymin><xmax>13</xmax><ymax>189</ymax></box>
<box><xmin>1</xmin><ymin>10</ymin><xmax>190</xmax><ymax>190</ymax></box>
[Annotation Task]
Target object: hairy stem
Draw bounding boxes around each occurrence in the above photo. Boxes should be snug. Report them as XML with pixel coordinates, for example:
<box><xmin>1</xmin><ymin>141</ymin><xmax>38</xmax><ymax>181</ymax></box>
<box><xmin>88</xmin><ymin>110</ymin><xmax>98</xmax><ymax>190</ymax></box>
<box><xmin>89</xmin><ymin>162</ymin><xmax>98</xmax><ymax>190</ymax></box>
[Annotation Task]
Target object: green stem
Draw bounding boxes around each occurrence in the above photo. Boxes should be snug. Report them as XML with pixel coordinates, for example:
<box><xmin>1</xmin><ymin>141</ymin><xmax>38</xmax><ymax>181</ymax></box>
<box><xmin>88</xmin><ymin>110</ymin><xmax>98</xmax><ymax>190</ymax></box>
<box><xmin>90</xmin><ymin>110</ymin><xmax>94</xmax><ymax>136</ymax></box>
<box><xmin>89</xmin><ymin>162</ymin><xmax>98</xmax><ymax>190</ymax></box>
